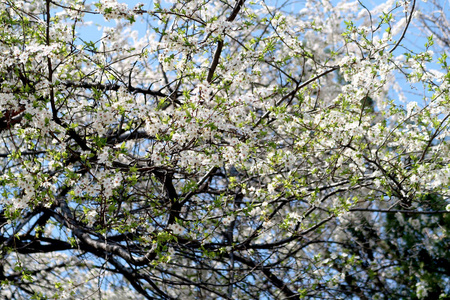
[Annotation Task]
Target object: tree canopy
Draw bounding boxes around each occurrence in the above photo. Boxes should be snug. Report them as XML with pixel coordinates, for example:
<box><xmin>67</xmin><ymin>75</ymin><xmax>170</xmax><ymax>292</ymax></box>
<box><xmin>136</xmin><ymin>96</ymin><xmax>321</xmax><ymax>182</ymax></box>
<box><xmin>0</xmin><ymin>0</ymin><xmax>450</xmax><ymax>299</ymax></box>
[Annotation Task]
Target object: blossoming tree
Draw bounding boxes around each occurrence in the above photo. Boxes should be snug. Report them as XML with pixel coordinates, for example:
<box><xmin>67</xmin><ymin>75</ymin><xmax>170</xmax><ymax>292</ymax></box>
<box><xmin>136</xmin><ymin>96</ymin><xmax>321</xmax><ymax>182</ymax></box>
<box><xmin>0</xmin><ymin>0</ymin><xmax>449</xmax><ymax>298</ymax></box>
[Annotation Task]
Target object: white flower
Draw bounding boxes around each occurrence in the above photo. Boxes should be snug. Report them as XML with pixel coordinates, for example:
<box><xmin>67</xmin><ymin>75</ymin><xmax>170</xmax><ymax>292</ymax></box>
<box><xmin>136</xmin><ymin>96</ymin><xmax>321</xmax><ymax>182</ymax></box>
<box><xmin>86</xmin><ymin>210</ymin><xmax>97</xmax><ymax>226</ymax></box>
<box><xmin>111</xmin><ymin>173</ymin><xmax>123</xmax><ymax>188</ymax></box>
<box><xmin>406</xmin><ymin>101</ymin><xmax>417</xmax><ymax>118</ymax></box>
<box><xmin>416</xmin><ymin>281</ymin><xmax>428</xmax><ymax>299</ymax></box>
<box><xmin>223</xmin><ymin>215</ymin><xmax>235</xmax><ymax>226</ymax></box>
<box><xmin>98</xmin><ymin>149</ymin><xmax>109</xmax><ymax>164</ymax></box>
<box><xmin>168</xmin><ymin>223</ymin><xmax>184</xmax><ymax>235</ymax></box>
